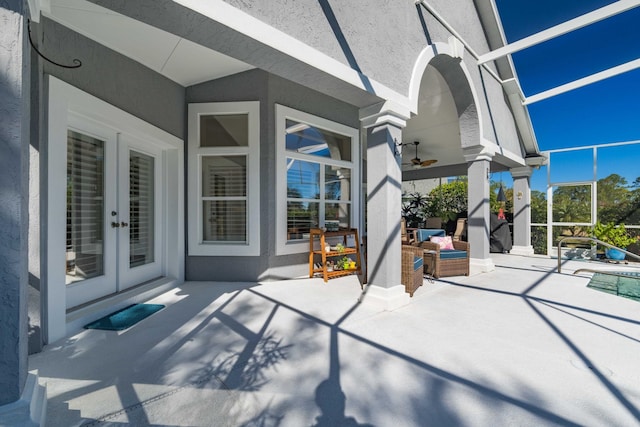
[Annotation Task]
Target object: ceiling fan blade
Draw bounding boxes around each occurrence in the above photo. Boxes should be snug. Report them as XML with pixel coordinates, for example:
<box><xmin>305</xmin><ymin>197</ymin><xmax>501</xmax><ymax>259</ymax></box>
<box><xmin>411</xmin><ymin>157</ymin><xmax>421</xmax><ymax>165</ymax></box>
<box><xmin>420</xmin><ymin>159</ymin><xmax>438</xmax><ymax>167</ymax></box>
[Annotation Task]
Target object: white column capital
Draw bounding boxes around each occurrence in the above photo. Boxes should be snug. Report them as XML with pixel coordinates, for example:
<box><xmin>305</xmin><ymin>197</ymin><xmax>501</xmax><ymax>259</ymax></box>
<box><xmin>463</xmin><ymin>145</ymin><xmax>495</xmax><ymax>163</ymax></box>
<box><xmin>360</xmin><ymin>101</ymin><xmax>411</xmax><ymax>129</ymax></box>
<box><xmin>510</xmin><ymin>166</ymin><xmax>533</xmax><ymax>178</ymax></box>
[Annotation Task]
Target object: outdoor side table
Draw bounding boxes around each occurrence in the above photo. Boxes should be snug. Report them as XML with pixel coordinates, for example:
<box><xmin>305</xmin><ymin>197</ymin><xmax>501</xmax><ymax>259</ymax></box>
<box><xmin>423</xmin><ymin>249</ymin><xmax>436</xmax><ymax>283</ymax></box>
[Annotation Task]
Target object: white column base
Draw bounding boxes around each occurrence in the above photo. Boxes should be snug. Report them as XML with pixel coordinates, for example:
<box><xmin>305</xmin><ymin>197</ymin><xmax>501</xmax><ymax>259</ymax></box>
<box><xmin>510</xmin><ymin>245</ymin><xmax>535</xmax><ymax>256</ymax></box>
<box><xmin>470</xmin><ymin>257</ymin><xmax>495</xmax><ymax>275</ymax></box>
<box><xmin>359</xmin><ymin>284</ymin><xmax>411</xmax><ymax>311</ymax></box>
<box><xmin>0</xmin><ymin>371</ymin><xmax>47</xmax><ymax>427</ymax></box>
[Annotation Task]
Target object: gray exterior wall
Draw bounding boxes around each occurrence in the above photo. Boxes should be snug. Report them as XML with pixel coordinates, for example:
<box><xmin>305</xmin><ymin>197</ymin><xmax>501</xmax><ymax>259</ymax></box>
<box><xmin>222</xmin><ymin>0</ymin><xmax>521</xmax><ymax>155</ymax></box>
<box><xmin>38</xmin><ymin>17</ymin><xmax>185</xmax><ymax>139</ymax></box>
<box><xmin>89</xmin><ymin>0</ymin><xmax>523</xmax><ymax>159</ymax></box>
<box><xmin>186</xmin><ymin>70</ymin><xmax>360</xmax><ymax>281</ymax></box>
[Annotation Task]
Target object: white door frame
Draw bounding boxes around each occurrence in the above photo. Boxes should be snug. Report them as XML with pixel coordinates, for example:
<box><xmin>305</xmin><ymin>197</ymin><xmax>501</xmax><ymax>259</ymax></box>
<box><xmin>46</xmin><ymin>77</ymin><xmax>184</xmax><ymax>343</ymax></box>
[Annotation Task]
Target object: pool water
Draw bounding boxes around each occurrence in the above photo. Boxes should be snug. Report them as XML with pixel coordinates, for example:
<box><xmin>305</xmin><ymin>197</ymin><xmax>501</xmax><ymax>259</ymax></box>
<box><xmin>587</xmin><ymin>271</ymin><xmax>640</xmax><ymax>302</ymax></box>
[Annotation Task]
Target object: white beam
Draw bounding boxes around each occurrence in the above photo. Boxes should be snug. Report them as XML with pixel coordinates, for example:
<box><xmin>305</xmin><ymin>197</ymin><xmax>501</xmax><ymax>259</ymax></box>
<box><xmin>523</xmin><ymin>58</ymin><xmax>640</xmax><ymax>105</ymax></box>
<box><xmin>478</xmin><ymin>0</ymin><xmax>640</xmax><ymax>64</ymax></box>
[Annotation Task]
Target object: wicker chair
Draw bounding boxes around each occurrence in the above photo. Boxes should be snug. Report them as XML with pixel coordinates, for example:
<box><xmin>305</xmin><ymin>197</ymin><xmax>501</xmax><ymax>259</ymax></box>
<box><xmin>415</xmin><ymin>240</ymin><xmax>470</xmax><ymax>278</ymax></box>
<box><xmin>401</xmin><ymin>218</ymin><xmax>414</xmax><ymax>245</ymax></box>
<box><xmin>401</xmin><ymin>245</ymin><xmax>424</xmax><ymax>296</ymax></box>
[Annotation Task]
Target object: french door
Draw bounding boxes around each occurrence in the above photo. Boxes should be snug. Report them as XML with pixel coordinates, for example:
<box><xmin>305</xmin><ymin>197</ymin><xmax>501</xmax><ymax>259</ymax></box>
<box><xmin>65</xmin><ymin>121</ymin><xmax>163</xmax><ymax>308</ymax></box>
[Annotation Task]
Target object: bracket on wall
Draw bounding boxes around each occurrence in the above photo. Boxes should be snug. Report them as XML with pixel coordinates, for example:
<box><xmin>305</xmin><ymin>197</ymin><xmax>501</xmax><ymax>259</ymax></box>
<box><xmin>394</xmin><ymin>138</ymin><xmax>403</xmax><ymax>156</ymax></box>
<box><xmin>27</xmin><ymin>19</ymin><xmax>82</xmax><ymax>69</ymax></box>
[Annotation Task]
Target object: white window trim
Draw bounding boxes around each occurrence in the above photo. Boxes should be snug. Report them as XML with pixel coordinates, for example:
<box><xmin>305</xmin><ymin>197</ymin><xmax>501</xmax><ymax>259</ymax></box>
<box><xmin>188</xmin><ymin>101</ymin><xmax>260</xmax><ymax>256</ymax></box>
<box><xmin>276</xmin><ymin>104</ymin><xmax>360</xmax><ymax>255</ymax></box>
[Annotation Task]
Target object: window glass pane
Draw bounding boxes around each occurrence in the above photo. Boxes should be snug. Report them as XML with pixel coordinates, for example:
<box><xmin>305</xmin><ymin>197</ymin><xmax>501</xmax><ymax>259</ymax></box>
<box><xmin>202</xmin><ymin>156</ymin><xmax>246</xmax><ymax>197</ymax></box>
<box><xmin>285</xmin><ymin>119</ymin><xmax>351</xmax><ymax>161</ymax></box>
<box><xmin>325</xmin><ymin>202</ymin><xmax>351</xmax><ymax>229</ymax></box>
<box><xmin>325</xmin><ymin>166</ymin><xmax>351</xmax><ymax>201</ymax></box>
<box><xmin>200</xmin><ymin>114</ymin><xmax>248</xmax><ymax>147</ymax></box>
<box><xmin>287</xmin><ymin>159</ymin><xmax>320</xmax><ymax>199</ymax></box>
<box><xmin>203</xmin><ymin>200</ymin><xmax>246</xmax><ymax>242</ymax></box>
<box><xmin>287</xmin><ymin>201</ymin><xmax>318</xmax><ymax>241</ymax></box>
<box><xmin>66</xmin><ymin>130</ymin><xmax>104</xmax><ymax>283</ymax></box>
<box><xmin>129</xmin><ymin>151</ymin><xmax>155</xmax><ymax>268</ymax></box>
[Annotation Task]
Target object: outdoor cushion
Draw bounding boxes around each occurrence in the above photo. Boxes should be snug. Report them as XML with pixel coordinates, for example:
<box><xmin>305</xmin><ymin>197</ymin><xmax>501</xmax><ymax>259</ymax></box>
<box><xmin>439</xmin><ymin>249</ymin><xmax>468</xmax><ymax>259</ymax></box>
<box><xmin>431</xmin><ymin>235</ymin><xmax>454</xmax><ymax>250</ymax></box>
<box><xmin>413</xmin><ymin>256</ymin><xmax>424</xmax><ymax>270</ymax></box>
<box><xmin>414</xmin><ymin>228</ymin><xmax>446</xmax><ymax>242</ymax></box>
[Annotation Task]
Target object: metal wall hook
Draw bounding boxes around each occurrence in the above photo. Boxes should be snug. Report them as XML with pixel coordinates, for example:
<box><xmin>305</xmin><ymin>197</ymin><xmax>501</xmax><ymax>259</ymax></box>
<box><xmin>27</xmin><ymin>19</ymin><xmax>82</xmax><ymax>69</ymax></box>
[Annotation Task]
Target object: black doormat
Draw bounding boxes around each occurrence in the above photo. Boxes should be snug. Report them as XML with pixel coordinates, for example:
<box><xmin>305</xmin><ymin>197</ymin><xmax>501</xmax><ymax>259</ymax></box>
<box><xmin>84</xmin><ymin>303</ymin><xmax>165</xmax><ymax>331</ymax></box>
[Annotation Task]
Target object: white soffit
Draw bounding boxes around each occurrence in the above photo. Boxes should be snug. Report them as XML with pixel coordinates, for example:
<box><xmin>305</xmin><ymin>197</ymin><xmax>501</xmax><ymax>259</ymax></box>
<box><xmin>47</xmin><ymin>0</ymin><xmax>254</xmax><ymax>86</ymax></box>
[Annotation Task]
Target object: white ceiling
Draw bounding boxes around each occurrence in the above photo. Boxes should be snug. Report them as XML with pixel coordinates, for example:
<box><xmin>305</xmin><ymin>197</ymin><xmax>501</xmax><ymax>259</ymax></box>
<box><xmin>47</xmin><ymin>0</ymin><xmax>254</xmax><ymax>86</ymax></box>
<box><xmin>402</xmin><ymin>65</ymin><xmax>464</xmax><ymax>171</ymax></box>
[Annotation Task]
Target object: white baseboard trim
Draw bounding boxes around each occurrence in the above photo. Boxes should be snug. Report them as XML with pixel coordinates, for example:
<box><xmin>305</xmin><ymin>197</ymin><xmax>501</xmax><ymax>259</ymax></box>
<box><xmin>0</xmin><ymin>371</ymin><xmax>47</xmax><ymax>426</ymax></box>
<box><xmin>510</xmin><ymin>245</ymin><xmax>535</xmax><ymax>256</ymax></box>
<box><xmin>470</xmin><ymin>257</ymin><xmax>495</xmax><ymax>275</ymax></box>
<box><xmin>358</xmin><ymin>284</ymin><xmax>411</xmax><ymax>311</ymax></box>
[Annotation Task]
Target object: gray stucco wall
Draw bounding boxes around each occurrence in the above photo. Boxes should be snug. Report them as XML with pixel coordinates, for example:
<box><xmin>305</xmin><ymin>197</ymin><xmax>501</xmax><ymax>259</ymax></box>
<box><xmin>248</xmin><ymin>0</ymin><xmax>519</xmax><ymax>155</ymax></box>
<box><xmin>186</xmin><ymin>70</ymin><xmax>360</xmax><ymax>281</ymax></box>
<box><xmin>0</xmin><ymin>1</ymin><xmax>29</xmax><ymax>404</ymax></box>
<box><xmin>38</xmin><ymin>17</ymin><xmax>185</xmax><ymax>139</ymax></box>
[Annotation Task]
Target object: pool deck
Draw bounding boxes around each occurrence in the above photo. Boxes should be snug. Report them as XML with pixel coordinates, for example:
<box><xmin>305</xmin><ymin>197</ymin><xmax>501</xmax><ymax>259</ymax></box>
<box><xmin>29</xmin><ymin>254</ymin><xmax>640</xmax><ymax>426</ymax></box>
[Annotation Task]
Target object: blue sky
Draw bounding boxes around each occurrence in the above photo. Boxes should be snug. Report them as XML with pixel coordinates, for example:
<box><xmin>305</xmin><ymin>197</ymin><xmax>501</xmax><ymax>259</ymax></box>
<box><xmin>493</xmin><ymin>1</ymin><xmax>640</xmax><ymax>192</ymax></box>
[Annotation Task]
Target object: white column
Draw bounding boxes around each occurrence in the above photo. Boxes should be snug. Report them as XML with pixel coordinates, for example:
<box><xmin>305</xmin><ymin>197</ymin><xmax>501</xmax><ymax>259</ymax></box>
<box><xmin>0</xmin><ymin>3</ymin><xmax>47</xmax><ymax>426</ymax></box>
<box><xmin>463</xmin><ymin>146</ymin><xmax>495</xmax><ymax>274</ymax></box>
<box><xmin>510</xmin><ymin>166</ymin><xmax>535</xmax><ymax>256</ymax></box>
<box><xmin>359</xmin><ymin>102</ymin><xmax>411</xmax><ymax>310</ymax></box>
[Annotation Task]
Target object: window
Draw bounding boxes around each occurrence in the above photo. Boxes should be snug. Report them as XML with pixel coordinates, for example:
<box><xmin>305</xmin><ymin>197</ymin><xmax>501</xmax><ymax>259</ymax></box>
<box><xmin>188</xmin><ymin>102</ymin><xmax>260</xmax><ymax>256</ymax></box>
<box><xmin>276</xmin><ymin>105</ymin><xmax>359</xmax><ymax>255</ymax></box>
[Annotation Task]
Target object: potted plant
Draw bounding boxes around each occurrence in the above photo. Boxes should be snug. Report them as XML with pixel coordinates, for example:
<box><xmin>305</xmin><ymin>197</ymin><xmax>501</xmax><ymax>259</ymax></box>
<box><xmin>592</xmin><ymin>221</ymin><xmax>637</xmax><ymax>260</ymax></box>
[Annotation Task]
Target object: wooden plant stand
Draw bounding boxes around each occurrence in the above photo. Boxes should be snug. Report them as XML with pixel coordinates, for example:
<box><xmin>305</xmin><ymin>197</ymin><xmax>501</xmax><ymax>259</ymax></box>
<box><xmin>309</xmin><ymin>228</ymin><xmax>362</xmax><ymax>283</ymax></box>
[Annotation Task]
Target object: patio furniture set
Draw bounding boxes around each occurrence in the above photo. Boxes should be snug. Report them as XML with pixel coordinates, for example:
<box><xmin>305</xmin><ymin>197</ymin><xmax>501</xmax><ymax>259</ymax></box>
<box><xmin>401</xmin><ymin>219</ymin><xmax>470</xmax><ymax>296</ymax></box>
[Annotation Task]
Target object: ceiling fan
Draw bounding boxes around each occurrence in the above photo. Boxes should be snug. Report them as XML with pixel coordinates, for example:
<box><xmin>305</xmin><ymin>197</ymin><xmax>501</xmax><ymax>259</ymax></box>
<box><xmin>402</xmin><ymin>141</ymin><xmax>437</xmax><ymax>168</ymax></box>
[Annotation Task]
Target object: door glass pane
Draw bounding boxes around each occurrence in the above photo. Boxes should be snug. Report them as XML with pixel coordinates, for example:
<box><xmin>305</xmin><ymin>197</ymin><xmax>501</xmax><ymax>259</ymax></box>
<box><xmin>66</xmin><ymin>130</ymin><xmax>104</xmax><ymax>284</ymax></box>
<box><xmin>130</xmin><ymin>151</ymin><xmax>155</xmax><ymax>268</ymax></box>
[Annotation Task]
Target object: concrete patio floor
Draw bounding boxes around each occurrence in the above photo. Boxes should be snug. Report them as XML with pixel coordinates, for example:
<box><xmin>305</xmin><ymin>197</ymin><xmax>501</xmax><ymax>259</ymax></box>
<box><xmin>29</xmin><ymin>254</ymin><xmax>640</xmax><ymax>426</ymax></box>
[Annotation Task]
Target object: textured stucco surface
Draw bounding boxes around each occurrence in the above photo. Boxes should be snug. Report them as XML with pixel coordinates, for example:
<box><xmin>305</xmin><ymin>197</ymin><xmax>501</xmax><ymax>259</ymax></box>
<box><xmin>186</xmin><ymin>70</ymin><xmax>360</xmax><ymax>282</ymax></box>
<box><xmin>91</xmin><ymin>0</ymin><xmax>523</xmax><ymax>154</ymax></box>
<box><xmin>0</xmin><ymin>2</ymin><xmax>29</xmax><ymax>404</ymax></box>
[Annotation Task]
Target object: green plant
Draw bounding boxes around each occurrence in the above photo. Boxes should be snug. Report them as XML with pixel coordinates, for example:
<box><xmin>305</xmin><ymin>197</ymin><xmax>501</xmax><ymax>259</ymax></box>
<box><xmin>592</xmin><ymin>221</ymin><xmax>637</xmax><ymax>248</ymax></box>
<box><xmin>339</xmin><ymin>256</ymin><xmax>350</xmax><ymax>269</ymax></box>
<box><xmin>335</xmin><ymin>243</ymin><xmax>345</xmax><ymax>253</ymax></box>
<box><xmin>422</xmin><ymin>180</ymin><xmax>468</xmax><ymax>223</ymax></box>
<box><xmin>402</xmin><ymin>192</ymin><xmax>428</xmax><ymax>228</ymax></box>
